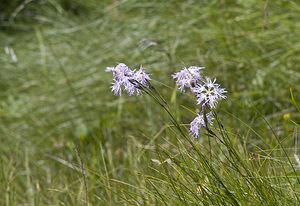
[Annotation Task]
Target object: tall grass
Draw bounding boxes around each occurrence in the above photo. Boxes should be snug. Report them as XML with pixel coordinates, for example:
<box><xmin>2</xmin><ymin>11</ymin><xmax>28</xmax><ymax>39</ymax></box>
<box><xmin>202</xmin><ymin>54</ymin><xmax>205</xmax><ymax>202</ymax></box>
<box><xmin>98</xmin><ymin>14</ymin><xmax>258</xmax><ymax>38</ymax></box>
<box><xmin>0</xmin><ymin>0</ymin><xmax>300</xmax><ymax>205</ymax></box>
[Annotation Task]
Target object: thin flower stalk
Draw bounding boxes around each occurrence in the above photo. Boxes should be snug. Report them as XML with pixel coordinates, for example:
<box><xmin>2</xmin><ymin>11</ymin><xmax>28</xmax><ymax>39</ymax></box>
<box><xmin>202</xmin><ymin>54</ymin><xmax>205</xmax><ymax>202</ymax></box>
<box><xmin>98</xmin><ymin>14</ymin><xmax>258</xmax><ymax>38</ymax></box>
<box><xmin>106</xmin><ymin>63</ymin><xmax>238</xmax><ymax>204</ymax></box>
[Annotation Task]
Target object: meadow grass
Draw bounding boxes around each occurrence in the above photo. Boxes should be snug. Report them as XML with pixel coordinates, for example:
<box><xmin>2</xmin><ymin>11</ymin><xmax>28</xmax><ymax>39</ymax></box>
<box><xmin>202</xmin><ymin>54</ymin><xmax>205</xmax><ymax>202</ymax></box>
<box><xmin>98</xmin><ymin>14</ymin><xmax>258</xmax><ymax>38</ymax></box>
<box><xmin>0</xmin><ymin>0</ymin><xmax>300</xmax><ymax>205</ymax></box>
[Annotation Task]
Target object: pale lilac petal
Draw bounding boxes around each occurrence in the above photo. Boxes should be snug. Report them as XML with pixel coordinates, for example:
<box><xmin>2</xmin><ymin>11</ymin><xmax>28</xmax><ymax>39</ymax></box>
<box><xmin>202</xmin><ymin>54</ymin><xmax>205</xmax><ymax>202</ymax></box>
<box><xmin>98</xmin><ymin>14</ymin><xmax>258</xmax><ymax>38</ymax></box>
<box><xmin>106</xmin><ymin>63</ymin><xmax>151</xmax><ymax>96</ymax></box>
<box><xmin>189</xmin><ymin>112</ymin><xmax>214</xmax><ymax>138</ymax></box>
<box><xmin>134</xmin><ymin>66</ymin><xmax>151</xmax><ymax>86</ymax></box>
<box><xmin>172</xmin><ymin>66</ymin><xmax>205</xmax><ymax>92</ymax></box>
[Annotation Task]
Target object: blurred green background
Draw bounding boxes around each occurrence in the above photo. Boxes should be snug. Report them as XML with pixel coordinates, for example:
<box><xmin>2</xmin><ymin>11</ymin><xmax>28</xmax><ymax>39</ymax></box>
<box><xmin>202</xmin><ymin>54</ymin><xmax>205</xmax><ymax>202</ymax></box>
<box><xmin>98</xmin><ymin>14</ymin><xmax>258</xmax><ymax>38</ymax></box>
<box><xmin>0</xmin><ymin>0</ymin><xmax>300</xmax><ymax>204</ymax></box>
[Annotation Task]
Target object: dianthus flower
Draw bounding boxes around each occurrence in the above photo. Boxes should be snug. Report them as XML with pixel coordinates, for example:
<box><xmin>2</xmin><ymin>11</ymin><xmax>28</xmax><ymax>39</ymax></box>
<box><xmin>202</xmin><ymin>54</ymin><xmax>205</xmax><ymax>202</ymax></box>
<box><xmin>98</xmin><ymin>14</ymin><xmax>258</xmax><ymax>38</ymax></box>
<box><xmin>192</xmin><ymin>77</ymin><xmax>227</xmax><ymax>109</ymax></box>
<box><xmin>190</xmin><ymin>112</ymin><xmax>214</xmax><ymax>138</ymax></box>
<box><xmin>172</xmin><ymin>66</ymin><xmax>205</xmax><ymax>92</ymax></box>
<box><xmin>133</xmin><ymin>66</ymin><xmax>151</xmax><ymax>86</ymax></box>
<box><xmin>106</xmin><ymin>63</ymin><xmax>151</xmax><ymax>96</ymax></box>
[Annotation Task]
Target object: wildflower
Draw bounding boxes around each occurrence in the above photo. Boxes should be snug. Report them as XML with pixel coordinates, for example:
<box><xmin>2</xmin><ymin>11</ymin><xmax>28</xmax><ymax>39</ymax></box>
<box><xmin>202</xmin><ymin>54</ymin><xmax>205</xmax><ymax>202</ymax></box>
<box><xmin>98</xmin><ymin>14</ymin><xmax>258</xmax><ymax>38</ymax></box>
<box><xmin>192</xmin><ymin>77</ymin><xmax>227</xmax><ymax>109</ymax></box>
<box><xmin>133</xmin><ymin>66</ymin><xmax>151</xmax><ymax>86</ymax></box>
<box><xmin>190</xmin><ymin>112</ymin><xmax>214</xmax><ymax>138</ymax></box>
<box><xmin>295</xmin><ymin>154</ymin><xmax>300</xmax><ymax>167</ymax></box>
<box><xmin>172</xmin><ymin>66</ymin><xmax>205</xmax><ymax>92</ymax></box>
<box><xmin>106</xmin><ymin>63</ymin><xmax>151</xmax><ymax>96</ymax></box>
<box><xmin>105</xmin><ymin>63</ymin><xmax>134</xmax><ymax>80</ymax></box>
<box><xmin>4</xmin><ymin>46</ymin><xmax>18</xmax><ymax>62</ymax></box>
<box><xmin>283</xmin><ymin>113</ymin><xmax>291</xmax><ymax>120</ymax></box>
<box><xmin>10</xmin><ymin>48</ymin><xmax>18</xmax><ymax>63</ymax></box>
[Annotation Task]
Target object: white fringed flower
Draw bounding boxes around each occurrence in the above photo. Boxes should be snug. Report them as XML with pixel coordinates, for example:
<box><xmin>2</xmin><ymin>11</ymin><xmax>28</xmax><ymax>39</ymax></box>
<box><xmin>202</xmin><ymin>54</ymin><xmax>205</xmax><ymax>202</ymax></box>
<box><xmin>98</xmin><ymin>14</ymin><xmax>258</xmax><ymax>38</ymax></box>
<box><xmin>172</xmin><ymin>66</ymin><xmax>205</xmax><ymax>92</ymax></box>
<box><xmin>190</xmin><ymin>112</ymin><xmax>214</xmax><ymax>138</ymax></box>
<box><xmin>192</xmin><ymin>77</ymin><xmax>227</xmax><ymax>109</ymax></box>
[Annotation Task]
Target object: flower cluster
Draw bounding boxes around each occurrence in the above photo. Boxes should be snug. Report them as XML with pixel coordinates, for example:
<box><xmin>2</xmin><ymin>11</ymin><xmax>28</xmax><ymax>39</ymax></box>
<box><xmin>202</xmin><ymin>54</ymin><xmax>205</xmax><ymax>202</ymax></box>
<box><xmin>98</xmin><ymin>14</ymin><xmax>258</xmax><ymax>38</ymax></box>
<box><xmin>106</xmin><ymin>63</ymin><xmax>151</xmax><ymax>96</ymax></box>
<box><xmin>173</xmin><ymin>66</ymin><xmax>227</xmax><ymax>138</ymax></box>
<box><xmin>107</xmin><ymin>62</ymin><xmax>226</xmax><ymax>139</ymax></box>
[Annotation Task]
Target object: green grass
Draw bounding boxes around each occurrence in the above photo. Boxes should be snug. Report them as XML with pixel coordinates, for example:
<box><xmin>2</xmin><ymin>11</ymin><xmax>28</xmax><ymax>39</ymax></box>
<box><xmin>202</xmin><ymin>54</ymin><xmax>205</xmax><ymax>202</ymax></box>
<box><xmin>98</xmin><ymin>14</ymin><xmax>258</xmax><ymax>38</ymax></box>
<box><xmin>0</xmin><ymin>0</ymin><xmax>300</xmax><ymax>205</ymax></box>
